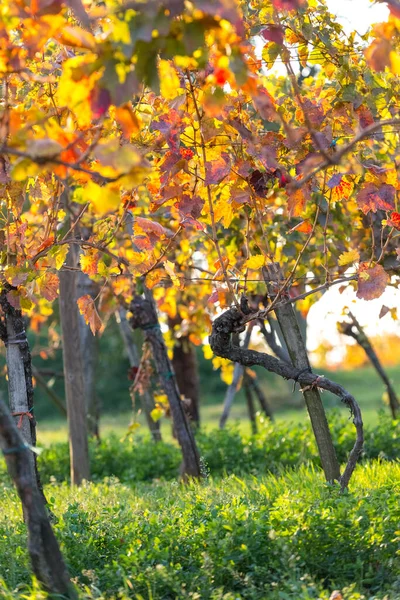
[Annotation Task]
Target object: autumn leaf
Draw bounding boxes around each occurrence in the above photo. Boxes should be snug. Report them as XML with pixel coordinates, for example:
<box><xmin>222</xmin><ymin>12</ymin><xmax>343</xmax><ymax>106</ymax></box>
<box><xmin>338</xmin><ymin>249</ymin><xmax>360</xmax><ymax>266</ymax></box>
<box><xmin>159</xmin><ymin>60</ymin><xmax>182</xmax><ymax>100</ymax></box>
<box><xmin>48</xmin><ymin>245</ymin><xmax>69</xmax><ymax>270</ymax></box>
<box><xmin>204</xmin><ymin>153</ymin><xmax>231</xmax><ymax>185</ymax></box>
<box><xmin>288</xmin><ymin>220</ymin><xmax>312</xmax><ymax>234</ymax></box>
<box><xmin>82</xmin><ymin>181</ymin><xmax>121</xmax><ymax>216</ymax></box>
<box><xmin>150</xmin><ymin>406</ymin><xmax>164</xmax><ymax>422</ymax></box>
<box><xmin>80</xmin><ymin>249</ymin><xmax>100</xmax><ymax>275</ymax></box>
<box><xmin>243</xmin><ymin>255</ymin><xmax>265</xmax><ymax>270</ymax></box>
<box><xmin>261</xmin><ymin>25</ymin><xmax>284</xmax><ymax>45</ymax></box>
<box><xmin>164</xmin><ymin>260</ymin><xmax>181</xmax><ymax>287</ymax></box>
<box><xmin>35</xmin><ymin>235</ymin><xmax>55</xmax><ymax>255</ymax></box>
<box><xmin>272</xmin><ymin>0</ymin><xmax>306</xmax><ymax>9</ymax></box>
<box><xmin>90</xmin><ymin>87</ymin><xmax>112</xmax><ymax>119</ymax></box>
<box><xmin>38</xmin><ymin>273</ymin><xmax>59</xmax><ymax>302</ymax></box>
<box><xmin>114</xmin><ymin>104</ymin><xmax>141</xmax><ymax>138</ymax></box>
<box><xmin>386</xmin><ymin>211</ymin><xmax>400</xmax><ymax>230</ymax></box>
<box><xmin>379</xmin><ymin>305</ymin><xmax>390</xmax><ymax>319</ymax></box>
<box><xmin>55</xmin><ymin>26</ymin><xmax>96</xmax><ymax>50</ymax></box>
<box><xmin>287</xmin><ymin>187</ymin><xmax>308</xmax><ymax>217</ymax></box>
<box><xmin>356</xmin><ymin>184</ymin><xmax>395</xmax><ymax>214</ymax></box>
<box><xmin>77</xmin><ymin>295</ymin><xmax>102</xmax><ymax>335</ymax></box>
<box><xmin>357</xmin><ymin>263</ymin><xmax>389</xmax><ymax>300</ymax></box>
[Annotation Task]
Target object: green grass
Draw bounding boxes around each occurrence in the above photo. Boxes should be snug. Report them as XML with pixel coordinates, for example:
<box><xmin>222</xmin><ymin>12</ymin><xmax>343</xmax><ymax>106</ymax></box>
<box><xmin>0</xmin><ymin>461</ymin><xmax>399</xmax><ymax>599</ymax></box>
<box><xmin>35</xmin><ymin>364</ymin><xmax>400</xmax><ymax>446</ymax></box>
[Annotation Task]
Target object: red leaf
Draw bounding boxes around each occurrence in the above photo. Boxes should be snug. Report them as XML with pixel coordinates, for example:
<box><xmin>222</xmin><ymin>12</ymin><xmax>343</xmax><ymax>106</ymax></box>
<box><xmin>135</xmin><ymin>217</ymin><xmax>168</xmax><ymax>237</ymax></box>
<box><xmin>261</xmin><ymin>25</ymin><xmax>284</xmax><ymax>45</ymax></box>
<box><xmin>272</xmin><ymin>0</ymin><xmax>305</xmax><ymax>8</ymax></box>
<box><xmin>356</xmin><ymin>105</ymin><xmax>374</xmax><ymax>129</ymax></box>
<box><xmin>356</xmin><ymin>184</ymin><xmax>395</xmax><ymax>214</ymax></box>
<box><xmin>204</xmin><ymin>153</ymin><xmax>231</xmax><ymax>185</ymax></box>
<box><xmin>357</xmin><ymin>263</ymin><xmax>389</xmax><ymax>301</ymax></box>
<box><xmin>90</xmin><ymin>87</ymin><xmax>111</xmax><ymax>119</ymax></box>
<box><xmin>387</xmin><ymin>211</ymin><xmax>400</xmax><ymax>230</ymax></box>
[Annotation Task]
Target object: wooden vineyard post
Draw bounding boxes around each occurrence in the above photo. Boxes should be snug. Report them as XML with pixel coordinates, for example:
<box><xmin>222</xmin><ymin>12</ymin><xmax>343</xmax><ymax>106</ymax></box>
<box><xmin>59</xmin><ymin>245</ymin><xmax>90</xmax><ymax>485</ymax></box>
<box><xmin>263</xmin><ymin>263</ymin><xmax>341</xmax><ymax>483</ymax></box>
<box><xmin>0</xmin><ymin>288</ymin><xmax>46</xmax><ymax>502</ymax></box>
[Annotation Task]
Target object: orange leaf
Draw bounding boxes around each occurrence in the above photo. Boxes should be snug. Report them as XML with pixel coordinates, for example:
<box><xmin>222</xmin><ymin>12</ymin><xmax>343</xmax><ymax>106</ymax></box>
<box><xmin>77</xmin><ymin>295</ymin><xmax>102</xmax><ymax>335</ymax></box>
<box><xmin>55</xmin><ymin>26</ymin><xmax>96</xmax><ymax>50</ymax></box>
<box><xmin>387</xmin><ymin>211</ymin><xmax>400</xmax><ymax>230</ymax></box>
<box><xmin>80</xmin><ymin>249</ymin><xmax>100</xmax><ymax>275</ymax></box>
<box><xmin>357</xmin><ymin>183</ymin><xmax>395</xmax><ymax>214</ymax></box>
<box><xmin>38</xmin><ymin>272</ymin><xmax>59</xmax><ymax>302</ymax></box>
<box><xmin>288</xmin><ymin>220</ymin><xmax>312</xmax><ymax>234</ymax></box>
<box><xmin>287</xmin><ymin>188</ymin><xmax>307</xmax><ymax>217</ymax></box>
<box><xmin>357</xmin><ymin>263</ymin><xmax>389</xmax><ymax>301</ymax></box>
<box><xmin>36</xmin><ymin>235</ymin><xmax>55</xmax><ymax>255</ymax></box>
<box><xmin>115</xmin><ymin>104</ymin><xmax>141</xmax><ymax>138</ymax></box>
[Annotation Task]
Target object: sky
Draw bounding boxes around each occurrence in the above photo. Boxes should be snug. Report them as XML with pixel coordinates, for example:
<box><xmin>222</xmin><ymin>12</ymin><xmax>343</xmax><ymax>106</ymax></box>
<box><xmin>327</xmin><ymin>0</ymin><xmax>388</xmax><ymax>34</ymax></box>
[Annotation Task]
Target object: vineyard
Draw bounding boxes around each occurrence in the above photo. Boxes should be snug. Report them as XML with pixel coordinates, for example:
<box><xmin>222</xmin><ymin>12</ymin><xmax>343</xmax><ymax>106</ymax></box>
<box><xmin>0</xmin><ymin>0</ymin><xmax>399</xmax><ymax>598</ymax></box>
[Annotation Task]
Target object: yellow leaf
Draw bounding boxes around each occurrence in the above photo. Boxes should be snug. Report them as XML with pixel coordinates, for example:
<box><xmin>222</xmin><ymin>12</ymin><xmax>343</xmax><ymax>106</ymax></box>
<box><xmin>48</xmin><ymin>245</ymin><xmax>69</xmax><ymax>270</ymax></box>
<box><xmin>11</xmin><ymin>158</ymin><xmax>40</xmax><ymax>182</ymax></box>
<box><xmin>82</xmin><ymin>181</ymin><xmax>121</xmax><ymax>216</ymax></box>
<box><xmin>390</xmin><ymin>51</ymin><xmax>400</xmax><ymax>75</ymax></box>
<box><xmin>164</xmin><ymin>260</ymin><xmax>180</xmax><ymax>287</ymax></box>
<box><xmin>150</xmin><ymin>407</ymin><xmax>164</xmax><ymax>422</ymax></box>
<box><xmin>159</xmin><ymin>60</ymin><xmax>182</xmax><ymax>100</ymax></box>
<box><xmin>338</xmin><ymin>249</ymin><xmax>360</xmax><ymax>266</ymax></box>
<box><xmin>243</xmin><ymin>255</ymin><xmax>265</xmax><ymax>270</ymax></box>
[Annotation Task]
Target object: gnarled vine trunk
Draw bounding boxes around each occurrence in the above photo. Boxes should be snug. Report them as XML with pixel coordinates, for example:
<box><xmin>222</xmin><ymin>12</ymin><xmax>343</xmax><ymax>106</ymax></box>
<box><xmin>340</xmin><ymin>312</ymin><xmax>399</xmax><ymax>419</ymax></box>
<box><xmin>0</xmin><ymin>398</ymin><xmax>76</xmax><ymax>598</ymax></box>
<box><xmin>210</xmin><ymin>297</ymin><xmax>364</xmax><ymax>490</ymax></box>
<box><xmin>129</xmin><ymin>288</ymin><xmax>202</xmax><ymax>478</ymax></box>
<box><xmin>116</xmin><ymin>307</ymin><xmax>162</xmax><ymax>442</ymax></box>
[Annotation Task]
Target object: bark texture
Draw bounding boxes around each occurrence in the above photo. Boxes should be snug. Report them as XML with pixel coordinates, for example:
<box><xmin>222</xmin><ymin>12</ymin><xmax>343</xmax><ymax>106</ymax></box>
<box><xmin>59</xmin><ymin>246</ymin><xmax>90</xmax><ymax>484</ymax></box>
<box><xmin>0</xmin><ymin>289</ymin><xmax>45</xmax><ymax>501</ymax></box>
<box><xmin>77</xmin><ymin>271</ymin><xmax>100</xmax><ymax>438</ymax></box>
<box><xmin>116</xmin><ymin>307</ymin><xmax>162</xmax><ymax>442</ymax></box>
<box><xmin>210</xmin><ymin>301</ymin><xmax>364</xmax><ymax>490</ymax></box>
<box><xmin>169</xmin><ymin>317</ymin><xmax>200</xmax><ymax>427</ymax></box>
<box><xmin>264</xmin><ymin>264</ymin><xmax>341</xmax><ymax>483</ymax></box>
<box><xmin>340</xmin><ymin>312</ymin><xmax>399</xmax><ymax>419</ymax></box>
<box><xmin>0</xmin><ymin>398</ymin><xmax>76</xmax><ymax>598</ymax></box>
<box><xmin>129</xmin><ymin>290</ymin><xmax>202</xmax><ymax>478</ymax></box>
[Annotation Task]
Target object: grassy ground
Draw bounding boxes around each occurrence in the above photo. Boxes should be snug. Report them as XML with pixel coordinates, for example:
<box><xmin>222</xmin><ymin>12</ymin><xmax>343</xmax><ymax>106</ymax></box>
<box><xmin>35</xmin><ymin>364</ymin><xmax>400</xmax><ymax>446</ymax></box>
<box><xmin>1</xmin><ymin>461</ymin><xmax>399</xmax><ymax>599</ymax></box>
